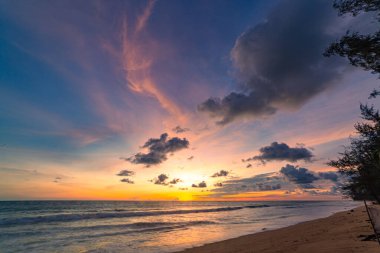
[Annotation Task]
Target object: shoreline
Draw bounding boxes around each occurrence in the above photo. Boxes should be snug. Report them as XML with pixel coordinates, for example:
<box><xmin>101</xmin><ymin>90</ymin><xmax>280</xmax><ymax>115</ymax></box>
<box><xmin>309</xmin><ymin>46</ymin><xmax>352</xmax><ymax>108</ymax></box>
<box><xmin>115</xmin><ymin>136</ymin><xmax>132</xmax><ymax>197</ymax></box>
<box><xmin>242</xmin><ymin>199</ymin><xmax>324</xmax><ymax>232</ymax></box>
<box><xmin>175</xmin><ymin>206</ymin><xmax>379</xmax><ymax>253</ymax></box>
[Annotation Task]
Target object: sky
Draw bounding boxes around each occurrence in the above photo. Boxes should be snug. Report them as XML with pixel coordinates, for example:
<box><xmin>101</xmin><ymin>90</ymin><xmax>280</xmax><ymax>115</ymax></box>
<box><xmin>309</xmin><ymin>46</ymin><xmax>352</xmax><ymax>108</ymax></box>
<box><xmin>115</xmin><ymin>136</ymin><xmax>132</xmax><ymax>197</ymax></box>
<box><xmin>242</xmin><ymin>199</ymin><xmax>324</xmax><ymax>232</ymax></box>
<box><xmin>0</xmin><ymin>0</ymin><xmax>378</xmax><ymax>201</ymax></box>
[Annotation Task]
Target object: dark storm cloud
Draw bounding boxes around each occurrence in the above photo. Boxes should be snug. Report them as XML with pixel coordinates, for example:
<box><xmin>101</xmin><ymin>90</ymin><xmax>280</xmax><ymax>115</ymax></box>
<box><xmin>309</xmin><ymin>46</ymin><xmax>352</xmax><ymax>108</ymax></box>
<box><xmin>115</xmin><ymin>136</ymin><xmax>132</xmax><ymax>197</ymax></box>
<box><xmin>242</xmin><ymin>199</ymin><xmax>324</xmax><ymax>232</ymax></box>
<box><xmin>280</xmin><ymin>164</ymin><xmax>318</xmax><ymax>184</ymax></box>
<box><xmin>172</xmin><ymin>126</ymin><xmax>190</xmax><ymax>133</ymax></box>
<box><xmin>318</xmin><ymin>172</ymin><xmax>339</xmax><ymax>182</ymax></box>
<box><xmin>126</xmin><ymin>133</ymin><xmax>189</xmax><ymax>166</ymax></box>
<box><xmin>192</xmin><ymin>181</ymin><xmax>207</xmax><ymax>188</ymax></box>
<box><xmin>120</xmin><ymin>178</ymin><xmax>134</xmax><ymax>184</ymax></box>
<box><xmin>198</xmin><ymin>0</ymin><xmax>344</xmax><ymax>124</ymax></box>
<box><xmin>211</xmin><ymin>170</ymin><xmax>229</xmax><ymax>178</ymax></box>
<box><xmin>246</xmin><ymin>142</ymin><xmax>313</xmax><ymax>163</ymax></box>
<box><xmin>116</xmin><ymin>170</ymin><xmax>135</xmax><ymax>177</ymax></box>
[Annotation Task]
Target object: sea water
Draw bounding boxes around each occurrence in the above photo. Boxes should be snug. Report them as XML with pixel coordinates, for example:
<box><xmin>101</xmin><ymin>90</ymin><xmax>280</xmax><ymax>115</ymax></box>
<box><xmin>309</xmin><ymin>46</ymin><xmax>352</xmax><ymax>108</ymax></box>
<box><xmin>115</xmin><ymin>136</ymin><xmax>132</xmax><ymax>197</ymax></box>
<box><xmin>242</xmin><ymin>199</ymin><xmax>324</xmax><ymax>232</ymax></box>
<box><xmin>0</xmin><ymin>201</ymin><xmax>359</xmax><ymax>253</ymax></box>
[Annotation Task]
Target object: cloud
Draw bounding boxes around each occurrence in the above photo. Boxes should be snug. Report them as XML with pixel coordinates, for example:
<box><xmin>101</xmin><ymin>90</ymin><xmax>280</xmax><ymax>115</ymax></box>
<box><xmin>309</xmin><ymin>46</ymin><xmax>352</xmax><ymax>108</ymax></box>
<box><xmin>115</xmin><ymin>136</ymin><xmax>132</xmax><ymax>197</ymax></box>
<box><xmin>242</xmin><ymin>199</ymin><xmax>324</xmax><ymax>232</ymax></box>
<box><xmin>198</xmin><ymin>0</ymin><xmax>344</xmax><ymax>124</ymax></box>
<box><xmin>122</xmin><ymin>0</ymin><xmax>184</xmax><ymax>120</ymax></box>
<box><xmin>214</xmin><ymin>182</ymin><xmax>223</xmax><ymax>187</ymax></box>
<box><xmin>126</xmin><ymin>152</ymin><xmax>166</xmax><ymax>167</ymax></box>
<box><xmin>121</xmin><ymin>178</ymin><xmax>134</xmax><ymax>184</ymax></box>
<box><xmin>127</xmin><ymin>133</ymin><xmax>189</xmax><ymax>166</ymax></box>
<box><xmin>210</xmin><ymin>167</ymin><xmax>342</xmax><ymax>198</ymax></box>
<box><xmin>187</xmin><ymin>155</ymin><xmax>194</xmax><ymax>160</ymax></box>
<box><xmin>151</xmin><ymin>173</ymin><xmax>169</xmax><ymax>185</ymax></box>
<box><xmin>172</xmin><ymin>126</ymin><xmax>190</xmax><ymax>133</ymax></box>
<box><xmin>192</xmin><ymin>181</ymin><xmax>207</xmax><ymax>188</ymax></box>
<box><xmin>246</xmin><ymin>142</ymin><xmax>313</xmax><ymax>164</ymax></box>
<box><xmin>53</xmin><ymin>176</ymin><xmax>62</xmax><ymax>183</ymax></box>
<box><xmin>150</xmin><ymin>173</ymin><xmax>181</xmax><ymax>186</ymax></box>
<box><xmin>211</xmin><ymin>170</ymin><xmax>229</xmax><ymax>178</ymax></box>
<box><xmin>280</xmin><ymin>164</ymin><xmax>318</xmax><ymax>185</ymax></box>
<box><xmin>211</xmin><ymin>172</ymin><xmax>285</xmax><ymax>195</ymax></box>
<box><xmin>246</xmin><ymin>163</ymin><xmax>252</xmax><ymax>168</ymax></box>
<box><xmin>169</xmin><ymin>178</ymin><xmax>181</xmax><ymax>185</ymax></box>
<box><xmin>135</xmin><ymin>0</ymin><xmax>156</xmax><ymax>33</ymax></box>
<box><xmin>318</xmin><ymin>172</ymin><xmax>339</xmax><ymax>182</ymax></box>
<box><xmin>0</xmin><ymin>167</ymin><xmax>41</xmax><ymax>176</ymax></box>
<box><xmin>117</xmin><ymin>169</ymin><xmax>135</xmax><ymax>184</ymax></box>
<box><xmin>116</xmin><ymin>170</ymin><xmax>135</xmax><ymax>176</ymax></box>
<box><xmin>0</xmin><ymin>167</ymin><xmax>69</xmax><ymax>183</ymax></box>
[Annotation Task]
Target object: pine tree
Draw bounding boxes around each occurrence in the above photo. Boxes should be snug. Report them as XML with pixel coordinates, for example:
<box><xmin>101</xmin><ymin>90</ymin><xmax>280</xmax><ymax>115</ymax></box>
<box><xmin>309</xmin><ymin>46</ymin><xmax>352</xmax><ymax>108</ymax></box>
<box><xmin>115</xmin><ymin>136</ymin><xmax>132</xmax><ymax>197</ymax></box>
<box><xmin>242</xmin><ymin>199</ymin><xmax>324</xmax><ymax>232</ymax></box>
<box><xmin>326</xmin><ymin>0</ymin><xmax>380</xmax><ymax>203</ymax></box>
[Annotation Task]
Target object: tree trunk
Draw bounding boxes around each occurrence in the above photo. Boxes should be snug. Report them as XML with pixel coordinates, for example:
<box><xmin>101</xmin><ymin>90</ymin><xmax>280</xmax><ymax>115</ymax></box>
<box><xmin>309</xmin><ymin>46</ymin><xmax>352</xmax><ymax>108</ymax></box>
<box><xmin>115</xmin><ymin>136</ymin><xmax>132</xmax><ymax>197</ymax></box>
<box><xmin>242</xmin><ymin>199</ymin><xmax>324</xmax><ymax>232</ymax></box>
<box><xmin>367</xmin><ymin>182</ymin><xmax>380</xmax><ymax>204</ymax></box>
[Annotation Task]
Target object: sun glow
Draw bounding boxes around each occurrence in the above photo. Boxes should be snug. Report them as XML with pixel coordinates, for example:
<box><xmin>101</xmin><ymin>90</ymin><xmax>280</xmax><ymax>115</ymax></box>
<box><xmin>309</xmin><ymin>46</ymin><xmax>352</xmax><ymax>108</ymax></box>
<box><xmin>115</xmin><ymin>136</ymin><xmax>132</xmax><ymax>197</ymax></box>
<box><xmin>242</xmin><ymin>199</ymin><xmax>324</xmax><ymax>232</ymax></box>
<box><xmin>176</xmin><ymin>172</ymin><xmax>205</xmax><ymax>185</ymax></box>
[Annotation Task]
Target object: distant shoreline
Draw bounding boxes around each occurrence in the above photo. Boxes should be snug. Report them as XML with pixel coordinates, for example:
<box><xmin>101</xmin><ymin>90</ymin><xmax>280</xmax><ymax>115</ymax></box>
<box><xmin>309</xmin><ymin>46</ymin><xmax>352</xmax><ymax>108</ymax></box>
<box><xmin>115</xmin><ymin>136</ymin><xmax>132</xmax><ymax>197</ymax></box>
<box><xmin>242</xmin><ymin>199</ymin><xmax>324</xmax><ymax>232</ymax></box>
<box><xmin>0</xmin><ymin>199</ymin><xmax>351</xmax><ymax>202</ymax></box>
<box><xmin>176</xmin><ymin>206</ymin><xmax>379</xmax><ymax>253</ymax></box>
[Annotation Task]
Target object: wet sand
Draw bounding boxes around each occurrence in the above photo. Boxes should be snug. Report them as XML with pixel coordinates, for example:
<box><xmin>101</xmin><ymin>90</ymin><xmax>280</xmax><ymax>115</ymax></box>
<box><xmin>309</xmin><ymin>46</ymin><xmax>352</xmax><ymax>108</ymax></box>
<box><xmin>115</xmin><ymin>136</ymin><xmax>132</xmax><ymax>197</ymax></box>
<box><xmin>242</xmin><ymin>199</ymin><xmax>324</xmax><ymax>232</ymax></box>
<box><xmin>177</xmin><ymin>206</ymin><xmax>379</xmax><ymax>253</ymax></box>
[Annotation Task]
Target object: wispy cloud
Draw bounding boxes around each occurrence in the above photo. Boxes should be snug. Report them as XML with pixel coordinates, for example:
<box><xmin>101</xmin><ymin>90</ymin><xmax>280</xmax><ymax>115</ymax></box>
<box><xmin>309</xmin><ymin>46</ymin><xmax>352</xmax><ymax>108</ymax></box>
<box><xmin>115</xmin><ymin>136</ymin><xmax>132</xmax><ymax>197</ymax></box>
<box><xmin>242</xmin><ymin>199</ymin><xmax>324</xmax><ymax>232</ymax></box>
<box><xmin>135</xmin><ymin>0</ymin><xmax>156</xmax><ymax>33</ymax></box>
<box><xmin>121</xmin><ymin>0</ymin><xmax>185</xmax><ymax>122</ymax></box>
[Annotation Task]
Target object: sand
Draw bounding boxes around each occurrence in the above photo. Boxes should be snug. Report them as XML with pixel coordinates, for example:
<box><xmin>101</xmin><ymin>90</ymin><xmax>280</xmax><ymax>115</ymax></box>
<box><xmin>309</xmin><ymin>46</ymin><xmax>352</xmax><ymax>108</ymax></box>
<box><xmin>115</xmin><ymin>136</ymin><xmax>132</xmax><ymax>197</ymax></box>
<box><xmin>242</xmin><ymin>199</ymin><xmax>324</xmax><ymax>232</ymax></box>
<box><xmin>176</xmin><ymin>206</ymin><xmax>379</xmax><ymax>253</ymax></box>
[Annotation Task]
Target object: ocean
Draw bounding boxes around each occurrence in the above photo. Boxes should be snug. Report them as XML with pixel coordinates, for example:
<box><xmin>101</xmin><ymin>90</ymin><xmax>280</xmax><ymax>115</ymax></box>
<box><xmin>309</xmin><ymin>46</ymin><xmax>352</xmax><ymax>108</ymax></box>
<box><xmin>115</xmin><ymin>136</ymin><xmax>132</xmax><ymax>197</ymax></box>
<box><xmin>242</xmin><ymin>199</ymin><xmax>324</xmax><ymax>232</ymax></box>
<box><xmin>0</xmin><ymin>201</ymin><xmax>359</xmax><ymax>253</ymax></box>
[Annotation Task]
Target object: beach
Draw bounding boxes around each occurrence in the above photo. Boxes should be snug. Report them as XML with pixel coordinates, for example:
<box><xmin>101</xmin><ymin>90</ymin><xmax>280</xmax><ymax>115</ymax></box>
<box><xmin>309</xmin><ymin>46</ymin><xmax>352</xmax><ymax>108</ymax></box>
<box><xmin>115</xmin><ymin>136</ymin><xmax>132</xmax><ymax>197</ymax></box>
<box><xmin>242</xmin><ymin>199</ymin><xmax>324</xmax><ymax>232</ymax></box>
<box><xmin>177</xmin><ymin>205</ymin><xmax>379</xmax><ymax>253</ymax></box>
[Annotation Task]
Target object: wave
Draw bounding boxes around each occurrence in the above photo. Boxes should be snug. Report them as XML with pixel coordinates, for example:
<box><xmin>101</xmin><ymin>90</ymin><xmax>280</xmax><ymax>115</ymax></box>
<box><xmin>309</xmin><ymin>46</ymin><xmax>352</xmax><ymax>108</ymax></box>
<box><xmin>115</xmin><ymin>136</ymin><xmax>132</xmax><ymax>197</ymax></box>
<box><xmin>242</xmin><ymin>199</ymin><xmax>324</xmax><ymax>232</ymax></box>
<box><xmin>0</xmin><ymin>220</ymin><xmax>217</xmax><ymax>239</ymax></box>
<box><xmin>74</xmin><ymin>222</ymin><xmax>199</xmax><ymax>239</ymax></box>
<box><xmin>0</xmin><ymin>205</ymin><xmax>269</xmax><ymax>226</ymax></box>
<box><xmin>245</xmin><ymin>204</ymin><xmax>270</xmax><ymax>208</ymax></box>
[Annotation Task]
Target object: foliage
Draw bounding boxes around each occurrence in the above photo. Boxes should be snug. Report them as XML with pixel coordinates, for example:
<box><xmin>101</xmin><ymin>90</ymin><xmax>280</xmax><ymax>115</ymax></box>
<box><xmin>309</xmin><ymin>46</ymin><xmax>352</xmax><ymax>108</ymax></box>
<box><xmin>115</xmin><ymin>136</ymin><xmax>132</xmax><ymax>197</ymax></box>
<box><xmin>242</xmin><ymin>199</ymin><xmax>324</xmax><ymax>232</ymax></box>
<box><xmin>332</xmin><ymin>0</ymin><xmax>380</xmax><ymax>17</ymax></box>
<box><xmin>324</xmin><ymin>0</ymin><xmax>380</xmax><ymax>75</ymax></box>
<box><xmin>328</xmin><ymin>102</ymin><xmax>380</xmax><ymax>203</ymax></box>
<box><xmin>326</xmin><ymin>0</ymin><xmax>380</xmax><ymax>203</ymax></box>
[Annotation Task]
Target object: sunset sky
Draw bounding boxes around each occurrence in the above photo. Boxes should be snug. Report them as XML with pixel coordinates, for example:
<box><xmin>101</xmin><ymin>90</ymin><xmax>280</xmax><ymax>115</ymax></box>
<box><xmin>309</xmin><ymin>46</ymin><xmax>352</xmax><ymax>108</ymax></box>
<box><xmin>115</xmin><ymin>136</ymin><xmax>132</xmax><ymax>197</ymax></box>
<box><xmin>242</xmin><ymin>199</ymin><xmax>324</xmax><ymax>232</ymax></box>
<box><xmin>0</xmin><ymin>0</ymin><xmax>378</xmax><ymax>201</ymax></box>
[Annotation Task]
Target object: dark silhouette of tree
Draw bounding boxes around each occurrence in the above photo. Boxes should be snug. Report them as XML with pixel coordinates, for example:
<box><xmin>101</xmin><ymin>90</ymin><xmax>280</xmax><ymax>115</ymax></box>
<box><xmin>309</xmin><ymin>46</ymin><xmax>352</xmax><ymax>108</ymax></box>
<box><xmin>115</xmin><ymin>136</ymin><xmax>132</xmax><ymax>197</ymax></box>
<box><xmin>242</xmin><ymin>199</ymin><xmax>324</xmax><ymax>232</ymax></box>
<box><xmin>328</xmin><ymin>102</ymin><xmax>380</xmax><ymax>203</ymax></box>
<box><xmin>332</xmin><ymin>0</ymin><xmax>380</xmax><ymax>17</ymax></box>
<box><xmin>326</xmin><ymin>0</ymin><xmax>380</xmax><ymax>203</ymax></box>
<box><xmin>324</xmin><ymin>0</ymin><xmax>380</xmax><ymax>75</ymax></box>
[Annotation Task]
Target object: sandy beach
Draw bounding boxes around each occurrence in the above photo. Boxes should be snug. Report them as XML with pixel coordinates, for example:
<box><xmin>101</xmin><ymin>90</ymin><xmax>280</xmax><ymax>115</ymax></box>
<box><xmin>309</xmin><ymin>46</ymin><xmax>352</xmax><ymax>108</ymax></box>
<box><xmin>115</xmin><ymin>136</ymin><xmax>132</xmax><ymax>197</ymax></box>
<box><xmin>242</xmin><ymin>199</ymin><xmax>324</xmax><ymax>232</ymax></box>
<box><xmin>177</xmin><ymin>206</ymin><xmax>379</xmax><ymax>253</ymax></box>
